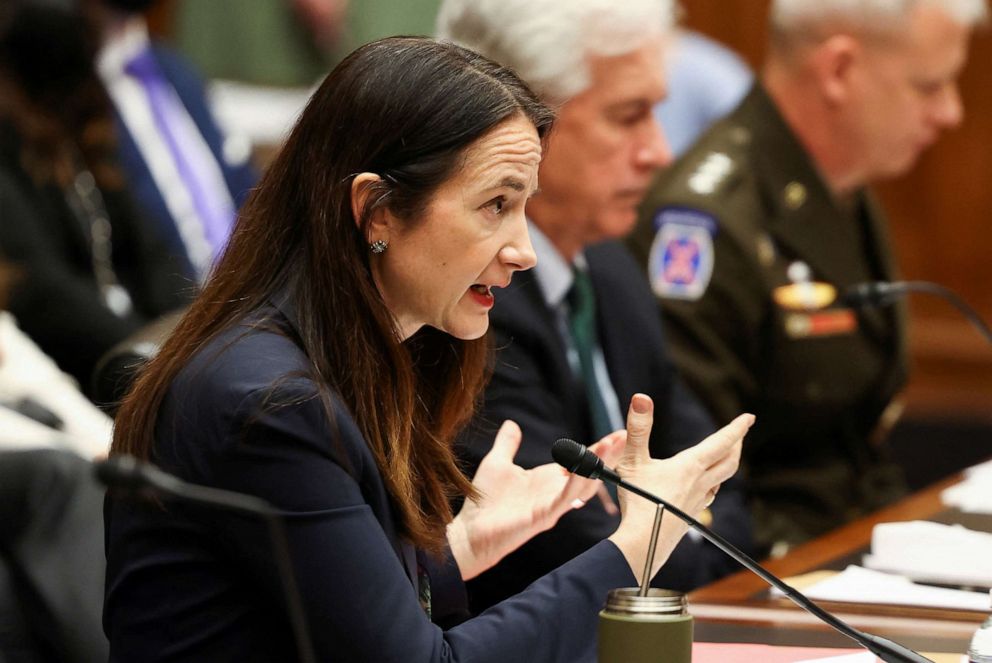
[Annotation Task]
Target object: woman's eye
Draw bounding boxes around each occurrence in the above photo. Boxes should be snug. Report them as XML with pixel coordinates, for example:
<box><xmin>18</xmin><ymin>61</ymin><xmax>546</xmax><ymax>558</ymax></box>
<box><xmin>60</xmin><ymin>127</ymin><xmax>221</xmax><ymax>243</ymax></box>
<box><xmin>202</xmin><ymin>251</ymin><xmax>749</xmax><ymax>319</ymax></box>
<box><xmin>487</xmin><ymin>197</ymin><xmax>505</xmax><ymax>215</ymax></box>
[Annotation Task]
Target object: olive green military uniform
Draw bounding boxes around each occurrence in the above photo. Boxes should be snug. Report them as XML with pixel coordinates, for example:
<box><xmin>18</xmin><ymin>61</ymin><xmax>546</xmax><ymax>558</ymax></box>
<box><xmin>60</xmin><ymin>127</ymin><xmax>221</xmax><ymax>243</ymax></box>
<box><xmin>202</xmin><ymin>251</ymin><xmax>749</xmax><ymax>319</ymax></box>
<box><xmin>627</xmin><ymin>84</ymin><xmax>908</xmax><ymax>551</ymax></box>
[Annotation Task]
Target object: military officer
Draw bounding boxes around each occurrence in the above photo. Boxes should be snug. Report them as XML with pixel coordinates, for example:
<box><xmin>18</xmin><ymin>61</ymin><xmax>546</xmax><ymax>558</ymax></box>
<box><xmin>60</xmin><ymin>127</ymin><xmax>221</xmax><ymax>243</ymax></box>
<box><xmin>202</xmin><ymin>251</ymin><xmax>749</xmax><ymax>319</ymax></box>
<box><xmin>628</xmin><ymin>0</ymin><xmax>987</xmax><ymax>552</ymax></box>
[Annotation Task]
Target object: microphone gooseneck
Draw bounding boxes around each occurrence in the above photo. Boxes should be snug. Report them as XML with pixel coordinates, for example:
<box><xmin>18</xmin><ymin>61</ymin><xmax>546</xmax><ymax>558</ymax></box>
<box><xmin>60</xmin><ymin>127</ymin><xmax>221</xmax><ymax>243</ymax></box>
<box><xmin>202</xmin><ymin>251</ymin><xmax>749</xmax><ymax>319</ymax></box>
<box><xmin>96</xmin><ymin>455</ymin><xmax>318</xmax><ymax>663</ymax></box>
<box><xmin>552</xmin><ymin>438</ymin><xmax>933</xmax><ymax>663</ymax></box>
<box><xmin>840</xmin><ymin>280</ymin><xmax>992</xmax><ymax>345</ymax></box>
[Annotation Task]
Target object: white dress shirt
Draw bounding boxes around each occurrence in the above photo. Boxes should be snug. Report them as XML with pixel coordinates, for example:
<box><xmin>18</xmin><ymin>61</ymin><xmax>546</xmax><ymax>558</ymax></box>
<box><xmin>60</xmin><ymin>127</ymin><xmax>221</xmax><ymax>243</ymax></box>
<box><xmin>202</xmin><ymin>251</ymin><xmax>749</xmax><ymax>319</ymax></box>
<box><xmin>528</xmin><ymin>222</ymin><xmax>625</xmax><ymax>434</ymax></box>
<box><xmin>97</xmin><ymin>18</ymin><xmax>235</xmax><ymax>279</ymax></box>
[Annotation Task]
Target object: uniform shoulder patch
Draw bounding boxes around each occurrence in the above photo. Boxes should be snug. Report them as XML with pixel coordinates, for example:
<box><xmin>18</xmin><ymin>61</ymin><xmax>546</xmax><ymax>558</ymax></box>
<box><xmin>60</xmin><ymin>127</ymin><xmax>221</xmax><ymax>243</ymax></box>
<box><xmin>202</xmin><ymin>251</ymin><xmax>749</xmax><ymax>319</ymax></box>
<box><xmin>648</xmin><ymin>207</ymin><xmax>717</xmax><ymax>301</ymax></box>
<box><xmin>686</xmin><ymin>151</ymin><xmax>735</xmax><ymax>195</ymax></box>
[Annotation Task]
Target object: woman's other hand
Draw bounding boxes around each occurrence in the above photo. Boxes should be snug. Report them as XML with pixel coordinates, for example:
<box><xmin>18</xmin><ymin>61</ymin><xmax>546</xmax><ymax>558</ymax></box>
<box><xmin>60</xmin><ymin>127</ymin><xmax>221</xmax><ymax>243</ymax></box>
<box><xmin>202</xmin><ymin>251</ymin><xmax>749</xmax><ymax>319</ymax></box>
<box><xmin>608</xmin><ymin>394</ymin><xmax>752</xmax><ymax>584</ymax></box>
<box><xmin>448</xmin><ymin>420</ymin><xmax>627</xmax><ymax>580</ymax></box>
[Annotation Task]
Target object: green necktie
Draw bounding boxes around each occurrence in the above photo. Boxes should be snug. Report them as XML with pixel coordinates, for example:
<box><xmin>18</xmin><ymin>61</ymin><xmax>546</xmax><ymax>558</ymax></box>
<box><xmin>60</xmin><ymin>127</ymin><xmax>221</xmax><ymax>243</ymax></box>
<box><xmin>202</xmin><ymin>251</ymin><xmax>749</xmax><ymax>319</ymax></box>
<box><xmin>567</xmin><ymin>266</ymin><xmax>615</xmax><ymax>442</ymax></box>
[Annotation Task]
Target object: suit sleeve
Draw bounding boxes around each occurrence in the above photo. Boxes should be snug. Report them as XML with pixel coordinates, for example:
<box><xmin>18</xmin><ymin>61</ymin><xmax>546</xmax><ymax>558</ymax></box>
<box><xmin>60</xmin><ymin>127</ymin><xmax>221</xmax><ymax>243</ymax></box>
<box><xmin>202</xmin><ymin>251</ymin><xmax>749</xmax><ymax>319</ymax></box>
<box><xmin>190</xmin><ymin>381</ymin><xmax>634</xmax><ymax>663</ymax></box>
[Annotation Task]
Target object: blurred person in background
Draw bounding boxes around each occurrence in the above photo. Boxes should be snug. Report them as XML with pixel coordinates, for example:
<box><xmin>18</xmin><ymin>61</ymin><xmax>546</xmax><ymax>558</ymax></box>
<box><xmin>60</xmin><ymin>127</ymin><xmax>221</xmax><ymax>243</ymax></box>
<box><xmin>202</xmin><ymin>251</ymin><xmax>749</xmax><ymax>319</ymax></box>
<box><xmin>0</xmin><ymin>0</ymin><xmax>190</xmax><ymax>398</ymax></box>
<box><xmin>171</xmin><ymin>0</ymin><xmax>441</xmax><ymax>158</ymax></box>
<box><xmin>174</xmin><ymin>0</ymin><xmax>350</xmax><ymax>88</ymax></box>
<box><xmin>628</xmin><ymin>0</ymin><xmax>987</xmax><ymax>554</ymax></box>
<box><xmin>0</xmin><ymin>261</ymin><xmax>111</xmax><ymax>456</ymax></box>
<box><xmin>438</xmin><ymin>0</ymin><xmax>753</xmax><ymax>612</ymax></box>
<box><xmin>0</xmin><ymin>261</ymin><xmax>108</xmax><ymax>663</ymax></box>
<box><xmin>0</xmin><ymin>446</ymin><xmax>108</xmax><ymax>663</ymax></box>
<box><xmin>95</xmin><ymin>0</ymin><xmax>257</xmax><ymax>281</ymax></box>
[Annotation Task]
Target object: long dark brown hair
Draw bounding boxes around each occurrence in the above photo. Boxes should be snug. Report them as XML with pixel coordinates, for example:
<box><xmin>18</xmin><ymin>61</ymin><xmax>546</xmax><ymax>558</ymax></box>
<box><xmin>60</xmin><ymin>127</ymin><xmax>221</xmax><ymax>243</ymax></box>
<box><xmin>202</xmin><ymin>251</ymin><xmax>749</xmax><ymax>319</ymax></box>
<box><xmin>112</xmin><ymin>37</ymin><xmax>555</xmax><ymax>551</ymax></box>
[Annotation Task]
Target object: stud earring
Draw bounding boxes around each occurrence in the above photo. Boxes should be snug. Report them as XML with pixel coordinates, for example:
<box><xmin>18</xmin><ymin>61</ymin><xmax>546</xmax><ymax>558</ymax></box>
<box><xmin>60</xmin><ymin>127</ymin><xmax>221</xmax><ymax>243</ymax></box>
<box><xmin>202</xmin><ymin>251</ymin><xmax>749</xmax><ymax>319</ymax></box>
<box><xmin>370</xmin><ymin>239</ymin><xmax>389</xmax><ymax>254</ymax></box>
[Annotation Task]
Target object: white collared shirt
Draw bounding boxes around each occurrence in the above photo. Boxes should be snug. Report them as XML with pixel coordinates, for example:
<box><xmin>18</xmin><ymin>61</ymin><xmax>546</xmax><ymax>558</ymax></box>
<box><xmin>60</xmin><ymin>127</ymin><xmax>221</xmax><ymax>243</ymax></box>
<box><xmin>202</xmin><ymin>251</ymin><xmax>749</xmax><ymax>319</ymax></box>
<box><xmin>97</xmin><ymin>18</ymin><xmax>235</xmax><ymax>280</ymax></box>
<box><xmin>529</xmin><ymin>222</ymin><xmax>625</xmax><ymax>435</ymax></box>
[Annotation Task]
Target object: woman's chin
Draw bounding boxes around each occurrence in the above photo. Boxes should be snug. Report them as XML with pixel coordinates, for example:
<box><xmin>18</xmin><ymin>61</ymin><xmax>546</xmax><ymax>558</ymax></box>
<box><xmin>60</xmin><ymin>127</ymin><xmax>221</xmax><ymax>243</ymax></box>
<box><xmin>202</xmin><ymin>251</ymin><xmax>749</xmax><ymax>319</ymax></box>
<box><xmin>443</xmin><ymin>315</ymin><xmax>491</xmax><ymax>341</ymax></box>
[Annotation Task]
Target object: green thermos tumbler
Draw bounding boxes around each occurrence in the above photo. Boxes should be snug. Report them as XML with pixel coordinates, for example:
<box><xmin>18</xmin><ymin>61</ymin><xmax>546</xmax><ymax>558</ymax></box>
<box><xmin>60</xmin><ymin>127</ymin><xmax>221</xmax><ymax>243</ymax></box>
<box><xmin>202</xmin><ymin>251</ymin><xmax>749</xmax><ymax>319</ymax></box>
<box><xmin>597</xmin><ymin>588</ymin><xmax>693</xmax><ymax>663</ymax></box>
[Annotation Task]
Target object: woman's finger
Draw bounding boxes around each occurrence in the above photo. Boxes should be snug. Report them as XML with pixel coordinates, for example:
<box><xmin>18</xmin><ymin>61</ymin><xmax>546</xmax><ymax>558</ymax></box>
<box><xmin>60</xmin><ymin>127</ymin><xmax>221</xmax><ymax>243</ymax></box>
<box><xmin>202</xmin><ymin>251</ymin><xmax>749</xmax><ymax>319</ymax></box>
<box><xmin>486</xmin><ymin>420</ymin><xmax>523</xmax><ymax>464</ymax></box>
<box><xmin>619</xmin><ymin>394</ymin><xmax>654</xmax><ymax>468</ymax></box>
<box><xmin>588</xmin><ymin>430</ymin><xmax>627</xmax><ymax>467</ymax></box>
<box><xmin>686</xmin><ymin>413</ymin><xmax>754</xmax><ymax>470</ymax></box>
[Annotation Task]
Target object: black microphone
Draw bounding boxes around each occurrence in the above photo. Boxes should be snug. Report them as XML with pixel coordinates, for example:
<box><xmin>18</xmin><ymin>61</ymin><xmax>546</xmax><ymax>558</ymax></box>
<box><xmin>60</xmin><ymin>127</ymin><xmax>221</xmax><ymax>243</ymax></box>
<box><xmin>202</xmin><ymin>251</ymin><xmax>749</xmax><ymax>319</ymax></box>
<box><xmin>96</xmin><ymin>456</ymin><xmax>317</xmax><ymax>663</ymax></box>
<box><xmin>551</xmin><ymin>439</ymin><xmax>933</xmax><ymax>663</ymax></box>
<box><xmin>840</xmin><ymin>280</ymin><xmax>992</xmax><ymax>345</ymax></box>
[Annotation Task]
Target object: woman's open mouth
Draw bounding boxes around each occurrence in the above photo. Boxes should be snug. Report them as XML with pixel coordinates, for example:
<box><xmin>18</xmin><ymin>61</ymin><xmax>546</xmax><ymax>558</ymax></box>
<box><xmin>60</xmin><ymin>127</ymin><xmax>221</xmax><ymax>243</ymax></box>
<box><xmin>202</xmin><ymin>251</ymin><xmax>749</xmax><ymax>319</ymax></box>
<box><xmin>469</xmin><ymin>284</ymin><xmax>495</xmax><ymax>308</ymax></box>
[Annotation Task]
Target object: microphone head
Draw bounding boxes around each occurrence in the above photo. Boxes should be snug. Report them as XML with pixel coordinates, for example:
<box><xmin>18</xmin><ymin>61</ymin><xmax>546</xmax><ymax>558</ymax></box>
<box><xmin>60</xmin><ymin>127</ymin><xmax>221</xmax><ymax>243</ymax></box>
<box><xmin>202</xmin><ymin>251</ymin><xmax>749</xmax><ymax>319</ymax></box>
<box><xmin>838</xmin><ymin>282</ymin><xmax>875</xmax><ymax>308</ymax></box>
<box><xmin>552</xmin><ymin>438</ymin><xmax>602</xmax><ymax>479</ymax></box>
<box><xmin>839</xmin><ymin>282</ymin><xmax>901</xmax><ymax>308</ymax></box>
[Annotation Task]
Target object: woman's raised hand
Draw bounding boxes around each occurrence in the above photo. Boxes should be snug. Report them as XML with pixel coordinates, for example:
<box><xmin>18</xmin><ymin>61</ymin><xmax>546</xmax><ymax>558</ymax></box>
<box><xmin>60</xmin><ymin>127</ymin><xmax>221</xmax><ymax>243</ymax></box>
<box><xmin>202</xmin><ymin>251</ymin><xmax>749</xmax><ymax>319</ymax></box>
<box><xmin>608</xmin><ymin>394</ymin><xmax>752</xmax><ymax>584</ymax></box>
<box><xmin>448</xmin><ymin>420</ymin><xmax>627</xmax><ymax>581</ymax></box>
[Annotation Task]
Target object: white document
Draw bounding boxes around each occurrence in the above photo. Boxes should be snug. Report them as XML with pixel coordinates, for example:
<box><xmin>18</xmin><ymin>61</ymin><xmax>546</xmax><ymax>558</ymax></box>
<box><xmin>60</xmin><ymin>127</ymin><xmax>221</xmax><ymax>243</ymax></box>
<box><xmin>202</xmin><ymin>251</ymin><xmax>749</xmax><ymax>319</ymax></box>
<box><xmin>942</xmin><ymin>459</ymin><xmax>992</xmax><ymax>515</ymax></box>
<box><xmin>863</xmin><ymin>520</ymin><xmax>992</xmax><ymax>588</ymax></box>
<box><xmin>771</xmin><ymin>565</ymin><xmax>990</xmax><ymax>611</ymax></box>
<box><xmin>794</xmin><ymin>652</ymin><xmax>877</xmax><ymax>663</ymax></box>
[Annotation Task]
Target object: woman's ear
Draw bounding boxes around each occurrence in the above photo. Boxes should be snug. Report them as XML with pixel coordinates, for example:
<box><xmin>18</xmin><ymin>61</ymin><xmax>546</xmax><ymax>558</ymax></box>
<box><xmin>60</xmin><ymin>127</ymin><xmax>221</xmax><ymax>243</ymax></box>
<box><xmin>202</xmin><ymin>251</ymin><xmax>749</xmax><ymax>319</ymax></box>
<box><xmin>350</xmin><ymin>173</ymin><xmax>390</xmax><ymax>242</ymax></box>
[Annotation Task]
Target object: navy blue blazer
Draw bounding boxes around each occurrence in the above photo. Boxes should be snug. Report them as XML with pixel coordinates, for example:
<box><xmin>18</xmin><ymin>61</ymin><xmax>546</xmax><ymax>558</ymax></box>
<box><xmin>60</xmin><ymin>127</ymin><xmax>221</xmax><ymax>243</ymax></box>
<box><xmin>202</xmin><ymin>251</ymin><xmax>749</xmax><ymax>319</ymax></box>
<box><xmin>113</xmin><ymin>45</ymin><xmax>257</xmax><ymax>277</ymax></box>
<box><xmin>103</xmin><ymin>299</ymin><xmax>635</xmax><ymax>662</ymax></box>
<box><xmin>460</xmin><ymin>241</ymin><xmax>753</xmax><ymax>611</ymax></box>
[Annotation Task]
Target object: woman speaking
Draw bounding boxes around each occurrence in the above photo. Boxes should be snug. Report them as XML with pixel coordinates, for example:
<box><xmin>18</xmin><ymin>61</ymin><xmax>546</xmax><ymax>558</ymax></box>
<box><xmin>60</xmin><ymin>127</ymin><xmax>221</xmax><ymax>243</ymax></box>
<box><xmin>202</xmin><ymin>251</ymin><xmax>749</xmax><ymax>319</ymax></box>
<box><xmin>105</xmin><ymin>37</ymin><xmax>751</xmax><ymax>662</ymax></box>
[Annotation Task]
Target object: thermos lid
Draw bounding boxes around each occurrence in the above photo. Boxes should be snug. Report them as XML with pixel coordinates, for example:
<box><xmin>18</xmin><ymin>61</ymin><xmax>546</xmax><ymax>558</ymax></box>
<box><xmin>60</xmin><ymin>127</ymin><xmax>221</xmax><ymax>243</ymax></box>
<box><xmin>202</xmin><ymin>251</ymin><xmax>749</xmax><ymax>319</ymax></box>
<box><xmin>603</xmin><ymin>588</ymin><xmax>688</xmax><ymax>616</ymax></box>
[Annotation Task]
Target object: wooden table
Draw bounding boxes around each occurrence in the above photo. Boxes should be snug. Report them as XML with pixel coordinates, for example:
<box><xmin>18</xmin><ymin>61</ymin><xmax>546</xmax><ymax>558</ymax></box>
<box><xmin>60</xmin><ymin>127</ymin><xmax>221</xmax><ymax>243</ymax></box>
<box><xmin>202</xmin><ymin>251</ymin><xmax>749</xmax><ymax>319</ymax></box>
<box><xmin>689</xmin><ymin>473</ymin><xmax>990</xmax><ymax>655</ymax></box>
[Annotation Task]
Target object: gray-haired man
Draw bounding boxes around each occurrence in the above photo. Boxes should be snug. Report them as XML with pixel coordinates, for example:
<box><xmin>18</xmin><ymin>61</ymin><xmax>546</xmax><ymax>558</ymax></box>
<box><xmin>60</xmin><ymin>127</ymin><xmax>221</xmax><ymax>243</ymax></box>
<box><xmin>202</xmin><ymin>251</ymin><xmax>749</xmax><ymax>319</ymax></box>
<box><xmin>440</xmin><ymin>0</ymin><xmax>754</xmax><ymax>611</ymax></box>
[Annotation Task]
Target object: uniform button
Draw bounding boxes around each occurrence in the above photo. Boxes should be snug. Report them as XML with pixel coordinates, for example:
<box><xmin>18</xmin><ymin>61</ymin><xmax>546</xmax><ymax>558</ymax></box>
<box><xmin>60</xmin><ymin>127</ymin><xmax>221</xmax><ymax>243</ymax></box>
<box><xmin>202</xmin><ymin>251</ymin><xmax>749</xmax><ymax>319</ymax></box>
<box><xmin>784</xmin><ymin>181</ymin><xmax>807</xmax><ymax>210</ymax></box>
<box><xmin>729</xmin><ymin>126</ymin><xmax>751</xmax><ymax>145</ymax></box>
<box><xmin>756</xmin><ymin>234</ymin><xmax>776</xmax><ymax>267</ymax></box>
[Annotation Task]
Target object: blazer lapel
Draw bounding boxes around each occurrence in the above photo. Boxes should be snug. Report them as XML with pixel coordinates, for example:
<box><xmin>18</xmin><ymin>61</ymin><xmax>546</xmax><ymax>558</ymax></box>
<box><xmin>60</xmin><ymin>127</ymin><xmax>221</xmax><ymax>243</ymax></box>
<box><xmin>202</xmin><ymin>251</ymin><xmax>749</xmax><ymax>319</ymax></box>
<box><xmin>491</xmin><ymin>269</ymin><xmax>588</xmax><ymax>436</ymax></box>
<box><xmin>269</xmin><ymin>290</ymin><xmax>421</xmax><ymax>589</ymax></box>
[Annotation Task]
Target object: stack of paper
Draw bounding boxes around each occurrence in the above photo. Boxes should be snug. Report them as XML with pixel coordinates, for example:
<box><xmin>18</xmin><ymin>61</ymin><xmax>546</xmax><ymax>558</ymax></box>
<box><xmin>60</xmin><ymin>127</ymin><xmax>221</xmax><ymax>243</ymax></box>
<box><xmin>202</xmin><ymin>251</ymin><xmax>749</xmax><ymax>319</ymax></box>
<box><xmin>943</xmin><ymin>459</ymin><xmax>992</xmax><ymax>514</ymax></box>
<box><xmin>771</xmin><ymin>565</ymin><xmax>990</xmax><ymax>611</ymax></box>
<box><xmin>863</xmin><ymin>521</ymin><xmax>992</xmax><ymax>588</ymax></box>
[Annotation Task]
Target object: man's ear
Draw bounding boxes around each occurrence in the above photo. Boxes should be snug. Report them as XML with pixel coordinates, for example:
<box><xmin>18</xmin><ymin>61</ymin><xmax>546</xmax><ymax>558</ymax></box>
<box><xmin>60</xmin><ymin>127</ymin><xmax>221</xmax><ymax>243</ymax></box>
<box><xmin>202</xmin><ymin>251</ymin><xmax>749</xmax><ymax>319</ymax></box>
<box><xmin>350</xmin><ymin>172</ymin><xmax>390</xmax><ymax>241</ymax></box>
<box><xmin>811</xmin><ymin>34</ymin><xmax>862</xmax><ymax>105</ymax></box>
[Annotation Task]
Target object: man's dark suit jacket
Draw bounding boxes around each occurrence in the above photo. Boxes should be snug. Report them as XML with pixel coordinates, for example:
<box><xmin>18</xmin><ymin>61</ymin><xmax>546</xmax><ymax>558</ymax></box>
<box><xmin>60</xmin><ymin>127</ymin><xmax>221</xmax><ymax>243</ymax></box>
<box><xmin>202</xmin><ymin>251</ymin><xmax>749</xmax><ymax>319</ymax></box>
<box><xmin>104</xmin><ymin>299</ymin><xmax>636</xmax><ymax>663</ymax></box>
<box><xmin>112</xmin><ymin>45</ymin><xmax>257</xmax><ymax>278</ymax></box>
<box><xmin>460</xmin><ymin>241</ymin><xmax>753</xmax><ymax>611</ymax></box>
